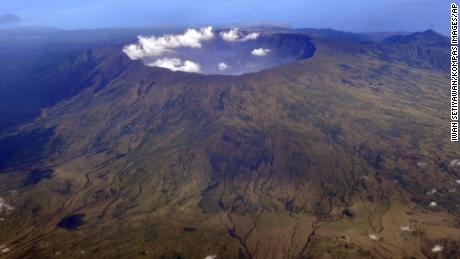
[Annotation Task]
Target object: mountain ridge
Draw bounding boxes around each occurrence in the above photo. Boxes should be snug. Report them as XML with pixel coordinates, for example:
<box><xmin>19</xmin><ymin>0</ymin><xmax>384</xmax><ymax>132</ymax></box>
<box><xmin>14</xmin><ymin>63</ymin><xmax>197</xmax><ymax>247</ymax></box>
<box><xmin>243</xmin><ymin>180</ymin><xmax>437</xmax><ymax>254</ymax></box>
<box><xmin>0</xmin><ymin>28</ymin><xmax>458</xmax><ymax>258</ymax></box>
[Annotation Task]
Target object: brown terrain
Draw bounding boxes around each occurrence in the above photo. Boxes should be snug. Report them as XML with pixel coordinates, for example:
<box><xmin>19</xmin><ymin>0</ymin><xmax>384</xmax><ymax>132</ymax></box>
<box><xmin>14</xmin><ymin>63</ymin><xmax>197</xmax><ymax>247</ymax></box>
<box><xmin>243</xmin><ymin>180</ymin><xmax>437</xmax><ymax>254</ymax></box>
<box><xmin>0</xmin><ymin>29</ymin><xmax>459</xmax><ymax>258</ymax></box>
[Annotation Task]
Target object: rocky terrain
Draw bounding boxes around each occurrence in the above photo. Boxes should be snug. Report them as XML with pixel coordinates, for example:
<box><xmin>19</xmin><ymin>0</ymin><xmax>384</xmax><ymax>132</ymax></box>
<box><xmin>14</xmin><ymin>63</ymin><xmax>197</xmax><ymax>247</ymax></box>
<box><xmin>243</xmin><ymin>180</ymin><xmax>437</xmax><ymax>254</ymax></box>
<box><xmin>0</xmin><ymin>28</ymin><xmax>459</xmax><ymax>258</ymax></box>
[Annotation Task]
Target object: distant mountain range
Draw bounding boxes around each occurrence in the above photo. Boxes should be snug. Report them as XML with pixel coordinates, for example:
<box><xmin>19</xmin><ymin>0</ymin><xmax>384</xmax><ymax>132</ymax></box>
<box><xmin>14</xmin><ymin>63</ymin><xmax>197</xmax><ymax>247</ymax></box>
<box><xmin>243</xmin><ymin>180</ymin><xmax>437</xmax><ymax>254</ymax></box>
<box><xmin>0</xmin><ymin>27</ymin><xmax>458</xmax><ymax>259</ymax></box>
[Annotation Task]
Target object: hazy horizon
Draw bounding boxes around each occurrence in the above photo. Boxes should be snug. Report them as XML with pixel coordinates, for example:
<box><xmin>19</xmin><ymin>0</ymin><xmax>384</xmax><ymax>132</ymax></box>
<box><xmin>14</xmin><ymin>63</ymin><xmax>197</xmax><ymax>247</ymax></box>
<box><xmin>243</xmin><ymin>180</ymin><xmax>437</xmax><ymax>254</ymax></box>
<box><xmin>0</xmin><ymin>0</ymin><xmax>452</xmax><ymax>35</ymax></box>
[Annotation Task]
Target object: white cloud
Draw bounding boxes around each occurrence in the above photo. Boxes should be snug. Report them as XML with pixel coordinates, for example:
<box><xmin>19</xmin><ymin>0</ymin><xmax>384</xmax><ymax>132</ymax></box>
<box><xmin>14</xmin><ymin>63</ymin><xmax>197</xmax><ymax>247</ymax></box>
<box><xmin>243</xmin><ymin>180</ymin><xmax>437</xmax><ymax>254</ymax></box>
<box><xmin>122</xmin><ymin>26</ymin><xmax>264</xmax><ymax>74</ymax></box>
<box><xmin>218</xmin><ymin>62</ymin><xmax>229</xmax><ymax>71</ymax></box>
<box><xmin>147</xmin><ymin>58</ymin><xmax>201</xmax><ymax>73</ymax></box>
<box><xmin>122</xmin><ymin>44</ymin><xmax>145</xmax><ymax>60</ymax></box>
<box><xmin>220</xmin><ymin>28</ymin><xmax>259</xmax><ymax>42</ymax></box>
<box><xmin>431</xmin><ymin>244</ymin><xmax>443</xmax><ymax>253</ymax></box>
<box><xmin>242</xmin><ymin>32</ymin><xmax>260</xmax><ymax>41</ymax></box>
<box><xmin>221</xmin><ymin>29</ymin><xmax>240</xmax><ymax>41</ymax></box>
<box><xmin>122</xmin><ymin>27</ymin><xmax>213</xmax><ymax>73</ymax></box>
<box><xmin>123</xmin><ymin>26</ymin><xmax>214</xmax><ymax>60</ymax></box>
<box><xmin>252</xmin><ymin>48</ymin><xmax>271</xmax><ymax>56</ymax></box>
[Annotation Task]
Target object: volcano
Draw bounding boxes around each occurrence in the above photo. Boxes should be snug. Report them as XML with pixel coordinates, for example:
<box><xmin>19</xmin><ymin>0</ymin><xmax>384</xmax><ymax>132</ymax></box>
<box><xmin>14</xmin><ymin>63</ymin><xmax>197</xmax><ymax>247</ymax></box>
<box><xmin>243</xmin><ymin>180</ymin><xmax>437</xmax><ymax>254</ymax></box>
<box><xmin>0</xmin><ymin>27</ymin><xmax>459</xmax><ymax>259</ymax></box>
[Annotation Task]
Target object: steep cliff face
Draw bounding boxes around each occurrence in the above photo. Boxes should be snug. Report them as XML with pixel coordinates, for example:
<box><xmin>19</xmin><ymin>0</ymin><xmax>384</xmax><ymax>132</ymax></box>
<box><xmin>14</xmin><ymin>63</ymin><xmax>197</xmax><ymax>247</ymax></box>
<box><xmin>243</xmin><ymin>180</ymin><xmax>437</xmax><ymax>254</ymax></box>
<box><xmin>0</xmin><ymin>30</ymin><xmax>459</xmax><ymax>258</ymax></box>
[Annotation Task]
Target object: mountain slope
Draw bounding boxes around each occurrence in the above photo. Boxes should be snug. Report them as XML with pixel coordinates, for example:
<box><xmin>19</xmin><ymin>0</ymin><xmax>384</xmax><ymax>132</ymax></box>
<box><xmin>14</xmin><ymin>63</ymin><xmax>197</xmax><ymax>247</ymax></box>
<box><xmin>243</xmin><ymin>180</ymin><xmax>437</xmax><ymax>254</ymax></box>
<box><xmin>0</xmin><ymin>31</ymin><xmax>459</xmax><ymax>258</ymax></box>
<box><xmin>0</xmin><ymin>27</ymin><xmax>183</xmax><ymax>133</ymax></box>
<box><xmin>381</xmin><ymin>30</ymin><xmax>450</xmax><ymax>72</ymax></box>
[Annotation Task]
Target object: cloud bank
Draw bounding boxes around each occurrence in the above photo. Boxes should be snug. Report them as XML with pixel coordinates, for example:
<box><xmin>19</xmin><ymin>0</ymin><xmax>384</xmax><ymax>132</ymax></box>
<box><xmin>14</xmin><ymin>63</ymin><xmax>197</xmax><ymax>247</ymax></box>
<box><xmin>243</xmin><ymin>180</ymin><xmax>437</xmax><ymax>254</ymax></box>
<box><xmin>124</xmin><ymin>26</ymin><xmax>214</xmax><ymax>59</ymax></box>
<box><xmin>220</xmin><ymin>28</ymin><xmax>259</xmax><ymax>42</ymax></box>
<box><xmin>252</xmin><ymin>48</ymin><xmax>271</xmax><ymax>56</ymax></box>
<box><xmin>123</xmin><ymin>27</ymin><xmax>213</xmax><ymax>72</ymax></box>
<box><xmin>147</xmin><ymin>58</ymin><xmax>201</xmax><ymax>73</ymax></box>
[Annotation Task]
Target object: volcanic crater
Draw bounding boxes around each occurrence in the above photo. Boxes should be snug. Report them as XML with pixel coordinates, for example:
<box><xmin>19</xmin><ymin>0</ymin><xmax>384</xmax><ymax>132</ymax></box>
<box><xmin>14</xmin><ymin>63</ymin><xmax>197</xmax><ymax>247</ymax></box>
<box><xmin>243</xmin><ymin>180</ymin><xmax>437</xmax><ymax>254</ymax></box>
<box><xmin>123</xmin><ymin>27</ymin><xmax>316</xmax><ymax>75</ymax></box>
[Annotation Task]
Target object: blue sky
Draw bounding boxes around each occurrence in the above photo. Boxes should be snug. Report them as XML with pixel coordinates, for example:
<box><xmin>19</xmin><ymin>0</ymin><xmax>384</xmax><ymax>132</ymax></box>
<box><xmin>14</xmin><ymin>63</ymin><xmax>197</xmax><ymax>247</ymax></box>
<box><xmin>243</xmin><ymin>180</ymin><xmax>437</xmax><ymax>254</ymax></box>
<box><xmin>0</xmin><ymin>0</ymin><xmax>451</xmax><ymax>34</ymax></box>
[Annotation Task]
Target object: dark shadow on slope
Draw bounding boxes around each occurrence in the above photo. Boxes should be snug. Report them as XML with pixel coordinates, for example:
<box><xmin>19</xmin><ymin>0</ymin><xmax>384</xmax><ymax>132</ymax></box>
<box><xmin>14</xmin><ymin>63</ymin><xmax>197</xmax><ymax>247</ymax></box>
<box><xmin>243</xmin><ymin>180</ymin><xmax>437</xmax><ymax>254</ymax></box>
<box><xmin>0</xmin><ymin>127</ymin><xmax>61</xmax><ymax>171</ymax></box>
<box><xmin>22</xmin><ymin>168</ymin><xmax>54</xmax><ymax>186</ymax></box>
